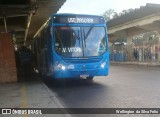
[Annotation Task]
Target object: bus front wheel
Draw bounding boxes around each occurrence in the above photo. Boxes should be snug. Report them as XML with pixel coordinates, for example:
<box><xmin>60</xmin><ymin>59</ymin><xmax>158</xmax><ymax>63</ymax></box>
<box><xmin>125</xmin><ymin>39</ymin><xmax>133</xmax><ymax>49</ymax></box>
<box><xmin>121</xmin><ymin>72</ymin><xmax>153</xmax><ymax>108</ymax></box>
<box><xmin>86</xmin><ymin>76</ymin><xmax>94</xmax><ymax>80</ymax></box>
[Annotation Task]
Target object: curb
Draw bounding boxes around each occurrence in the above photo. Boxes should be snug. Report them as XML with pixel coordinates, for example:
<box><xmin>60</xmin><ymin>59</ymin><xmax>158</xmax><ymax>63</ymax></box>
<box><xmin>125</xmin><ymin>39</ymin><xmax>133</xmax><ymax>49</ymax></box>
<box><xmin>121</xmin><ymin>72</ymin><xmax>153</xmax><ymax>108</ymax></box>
<box><xmin>42</xmin><ymin>82</ymin><xmax>72</xmax><ymax>117</ymax></box>
<box><xmin>110</xmin><ymin>61</ymin><xmax>160</xmax><ymax>67</ymax></box>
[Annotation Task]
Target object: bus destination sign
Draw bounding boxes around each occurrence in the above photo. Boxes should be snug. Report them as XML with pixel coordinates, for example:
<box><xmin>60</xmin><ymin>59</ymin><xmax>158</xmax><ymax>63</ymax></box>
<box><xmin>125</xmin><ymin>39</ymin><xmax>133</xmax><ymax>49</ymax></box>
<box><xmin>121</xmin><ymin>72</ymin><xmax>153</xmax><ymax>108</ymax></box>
<box><xmin>68</xmin><ymin>17</ymin><xmax>94</xmax><ymax>23</ymax></box>
<box><xmin>53</xmin><ymin>15</ymin><xmax>105</xmax><ymax>24</ymax></box>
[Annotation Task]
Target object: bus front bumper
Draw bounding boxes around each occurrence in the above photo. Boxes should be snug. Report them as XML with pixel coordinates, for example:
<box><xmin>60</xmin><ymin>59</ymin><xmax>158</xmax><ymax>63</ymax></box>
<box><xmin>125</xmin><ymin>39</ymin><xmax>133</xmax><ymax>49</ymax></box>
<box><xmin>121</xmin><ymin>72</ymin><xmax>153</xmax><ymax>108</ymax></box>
<box><xmin>51</xmin><ymin>67</ymin><xmax>109</xmax><ymax>79</ymax></box>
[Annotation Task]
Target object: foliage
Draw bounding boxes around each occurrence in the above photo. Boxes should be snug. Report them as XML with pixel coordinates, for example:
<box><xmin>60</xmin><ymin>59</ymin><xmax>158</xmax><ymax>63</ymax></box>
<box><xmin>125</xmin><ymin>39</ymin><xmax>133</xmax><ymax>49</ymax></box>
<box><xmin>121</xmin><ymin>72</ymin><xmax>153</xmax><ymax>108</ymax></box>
<box><xmin>103</xmin><ymin>8</ymin><xmax>135</xmax><ymax>21</ymax></box>
<box><xmin>102</xmin><ymin>9</ymin><xmax>115</xmax><ymax>21</ymax></box>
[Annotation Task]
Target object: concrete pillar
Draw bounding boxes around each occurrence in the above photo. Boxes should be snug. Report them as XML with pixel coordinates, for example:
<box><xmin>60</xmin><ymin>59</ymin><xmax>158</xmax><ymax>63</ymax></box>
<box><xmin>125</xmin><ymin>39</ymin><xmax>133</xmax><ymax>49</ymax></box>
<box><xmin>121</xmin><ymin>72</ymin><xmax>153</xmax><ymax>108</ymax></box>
<box><xmin>126</xmin><ymin>36</ymin><xmax>133</xmax><ymax>61</ymax></box>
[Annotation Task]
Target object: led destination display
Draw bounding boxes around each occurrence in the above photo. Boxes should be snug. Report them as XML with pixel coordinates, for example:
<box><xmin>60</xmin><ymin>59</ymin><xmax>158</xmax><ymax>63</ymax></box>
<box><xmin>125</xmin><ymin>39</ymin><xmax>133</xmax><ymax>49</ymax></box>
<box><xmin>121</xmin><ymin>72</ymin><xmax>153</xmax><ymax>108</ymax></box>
<box><xmin>53</xmin><ymin>15</ymin><xmax>105</xmax><ymax>24</ymax></box>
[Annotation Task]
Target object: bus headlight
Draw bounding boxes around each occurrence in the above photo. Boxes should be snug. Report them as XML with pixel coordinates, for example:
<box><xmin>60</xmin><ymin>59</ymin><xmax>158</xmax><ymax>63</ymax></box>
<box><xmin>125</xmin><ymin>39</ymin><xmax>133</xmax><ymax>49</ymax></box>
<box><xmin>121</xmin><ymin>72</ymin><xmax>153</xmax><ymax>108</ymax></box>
<box><xmin>61</xmin><ymin>65</ymin><xmax>66</xmax><ymax>70</ymax></box>
<box><xmin>57</xmin><ymin>64</ymin><xmax>66</xmax><ymax>70</ymax></box>
<box><xmin>101</xmin><ymin>62</ymin><xmax>106</xmax><ymax>68</ymax></box>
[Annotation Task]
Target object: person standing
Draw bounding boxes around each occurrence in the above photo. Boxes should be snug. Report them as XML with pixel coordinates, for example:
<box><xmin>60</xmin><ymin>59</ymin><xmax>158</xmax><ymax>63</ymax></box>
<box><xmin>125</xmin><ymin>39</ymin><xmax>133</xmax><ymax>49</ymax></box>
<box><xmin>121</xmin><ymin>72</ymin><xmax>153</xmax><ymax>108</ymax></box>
<box><xmin>19</xmin><ymin>46</ymin><xmax>33</xmax><ymax>77</ymax></box>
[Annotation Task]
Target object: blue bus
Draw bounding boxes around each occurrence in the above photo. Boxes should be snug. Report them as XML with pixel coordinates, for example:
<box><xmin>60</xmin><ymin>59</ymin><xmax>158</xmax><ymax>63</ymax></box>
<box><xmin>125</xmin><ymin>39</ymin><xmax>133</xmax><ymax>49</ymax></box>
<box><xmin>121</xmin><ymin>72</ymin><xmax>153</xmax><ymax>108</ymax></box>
<box><xmin>32</xmin><ymin>13</ymin><xmax>109</xmax><ymax>80</ymax></box>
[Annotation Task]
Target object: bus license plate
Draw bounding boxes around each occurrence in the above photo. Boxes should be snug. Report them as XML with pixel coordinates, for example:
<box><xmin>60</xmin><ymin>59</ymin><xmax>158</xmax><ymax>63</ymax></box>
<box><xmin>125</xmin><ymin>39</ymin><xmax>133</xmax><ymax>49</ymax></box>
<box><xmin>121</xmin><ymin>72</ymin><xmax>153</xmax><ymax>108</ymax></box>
<box><xmin>80</xmin><ymin>75</ymin><xmax>89</xmax><ymax>78</ymax></box>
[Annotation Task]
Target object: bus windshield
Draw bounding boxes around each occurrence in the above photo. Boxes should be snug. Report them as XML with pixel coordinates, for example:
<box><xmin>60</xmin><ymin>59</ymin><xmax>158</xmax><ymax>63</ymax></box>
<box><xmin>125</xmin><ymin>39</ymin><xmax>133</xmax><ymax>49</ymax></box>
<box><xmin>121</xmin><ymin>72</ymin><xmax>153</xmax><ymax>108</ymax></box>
<box><xmin>54</xmin><ymin>26</ymin><xmax>107</xmax><ymax>57</ymax></box>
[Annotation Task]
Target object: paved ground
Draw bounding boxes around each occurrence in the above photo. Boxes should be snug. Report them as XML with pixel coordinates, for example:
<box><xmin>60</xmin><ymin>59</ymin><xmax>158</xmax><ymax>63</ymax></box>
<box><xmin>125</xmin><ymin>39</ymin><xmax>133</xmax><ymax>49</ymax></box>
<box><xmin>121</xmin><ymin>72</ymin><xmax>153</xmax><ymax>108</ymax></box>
<box><xmin>1</xmin><ymin>64</ymin><xmax>160</xmax><ymax>117</ymax></box>
<box><xmin>0</xmin><ymin>74</ymin><xmax>71</xmax><ymax>117</ymax></box>
<box><xmin>45</xmin><ymin>65</ymin><xmax>160</xmax><ymax>117</ymax></box>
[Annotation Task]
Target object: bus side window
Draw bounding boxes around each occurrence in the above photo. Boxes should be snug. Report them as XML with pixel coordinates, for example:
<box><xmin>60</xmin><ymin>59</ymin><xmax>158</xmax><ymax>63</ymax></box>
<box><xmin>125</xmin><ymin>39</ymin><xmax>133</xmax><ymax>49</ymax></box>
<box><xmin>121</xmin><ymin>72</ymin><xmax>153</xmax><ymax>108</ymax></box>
<box><xmin>37</xmin><ymin>38</ymin><xmax>40</xmax><ymax>53</ymax></box>
<box><xmin>41</xmin><ymin>30</ymin><xmax>45</xmax><ymax>49</ymax></box>
<box><xmin>37</xmin><ymin>36</ymin><xmax>41</xmax><ymax>53</ymax></box>
<box><xmin>44</xmin><ymin>28</ymin><xmax>48</xmax><ymax>49</ymax></box>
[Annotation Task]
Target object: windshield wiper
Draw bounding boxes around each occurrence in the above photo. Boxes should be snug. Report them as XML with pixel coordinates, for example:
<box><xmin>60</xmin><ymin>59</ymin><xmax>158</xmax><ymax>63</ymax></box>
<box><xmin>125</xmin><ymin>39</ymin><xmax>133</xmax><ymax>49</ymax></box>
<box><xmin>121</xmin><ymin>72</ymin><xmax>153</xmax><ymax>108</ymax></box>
<box><xmin>82</xmin><ymin>29</ymin><xmax>86</xmax><ymax>48</ymax></box>
<box><xmin>83</xmin><ymin>25</ymin><xmax>94</xmax><ymax>48</ymax></box>
<box><xmin>84</xmin><ymin>24</ymin><xmax>94</xmax><ymax>41</ymax></box>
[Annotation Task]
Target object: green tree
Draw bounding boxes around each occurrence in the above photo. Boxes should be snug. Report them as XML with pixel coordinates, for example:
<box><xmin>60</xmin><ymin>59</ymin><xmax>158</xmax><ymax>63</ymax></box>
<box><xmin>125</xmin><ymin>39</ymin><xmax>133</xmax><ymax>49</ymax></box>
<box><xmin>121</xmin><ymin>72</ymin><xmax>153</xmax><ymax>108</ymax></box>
<box><xmin>102</xmin><ymin>9</ymin><xmax>115</xmax><ymax>21</ymax></box>
<box><xmin>112</xmin><ymin>12</ymin><xmax>118</xmax><ymax>19</ymax></box>
<box><xmin>127</xmin><ymin>8</ymin><xmax>134</xmax><ymax>13</ymax></box>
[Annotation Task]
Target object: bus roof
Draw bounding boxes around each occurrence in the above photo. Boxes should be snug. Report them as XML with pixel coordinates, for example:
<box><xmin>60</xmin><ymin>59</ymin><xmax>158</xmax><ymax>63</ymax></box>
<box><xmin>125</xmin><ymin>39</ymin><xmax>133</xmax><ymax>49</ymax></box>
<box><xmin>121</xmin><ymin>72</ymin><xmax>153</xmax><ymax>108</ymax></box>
<box><xmin>52</xmin><ymin>13</ymin><xmax>102</xmax><ymax>17</ymax></box>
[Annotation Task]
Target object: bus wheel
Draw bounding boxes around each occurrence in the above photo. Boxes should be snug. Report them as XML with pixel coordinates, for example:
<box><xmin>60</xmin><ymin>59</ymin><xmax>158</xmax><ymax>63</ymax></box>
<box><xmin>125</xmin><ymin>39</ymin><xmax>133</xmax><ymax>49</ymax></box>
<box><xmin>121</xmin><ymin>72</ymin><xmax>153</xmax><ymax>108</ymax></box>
<box><xmin>86</xmin><ymin>76</ymin><xmax>94</xmax><ymax>80</ymax></box>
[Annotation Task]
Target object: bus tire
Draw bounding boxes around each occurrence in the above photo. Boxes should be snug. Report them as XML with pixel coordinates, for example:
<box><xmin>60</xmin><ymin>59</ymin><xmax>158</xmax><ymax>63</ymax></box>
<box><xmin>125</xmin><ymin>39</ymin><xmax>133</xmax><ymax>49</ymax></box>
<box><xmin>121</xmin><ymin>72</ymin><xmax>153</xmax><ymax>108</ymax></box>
<box><xmin>86</xmin><ymin>76</ymin><xmax>94</xmax><ymax>80</ymax></box>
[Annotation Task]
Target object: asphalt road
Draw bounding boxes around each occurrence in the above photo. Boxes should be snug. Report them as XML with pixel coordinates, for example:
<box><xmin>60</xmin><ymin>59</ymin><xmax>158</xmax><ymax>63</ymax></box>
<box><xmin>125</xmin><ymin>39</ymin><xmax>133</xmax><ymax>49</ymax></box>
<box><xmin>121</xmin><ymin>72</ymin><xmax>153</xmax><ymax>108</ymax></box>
<box><xmin>45</xmin><ymin>65</ymin><xmax>160</xmax><ymax>117</ymax></box>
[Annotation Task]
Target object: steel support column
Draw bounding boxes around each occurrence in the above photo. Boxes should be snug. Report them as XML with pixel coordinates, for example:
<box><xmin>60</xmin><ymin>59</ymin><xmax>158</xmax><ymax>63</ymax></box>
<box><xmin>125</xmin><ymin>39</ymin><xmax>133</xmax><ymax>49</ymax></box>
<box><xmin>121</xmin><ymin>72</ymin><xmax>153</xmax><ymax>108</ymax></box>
<box><xmin>3</xmin><ymin>17</ymin><xmax>7</xmax><ymax>33</ymax></box>
<box><xmin>24</xmin><ymin>13</ymin><xmax>33</xmax><ymax>45</ymax></box>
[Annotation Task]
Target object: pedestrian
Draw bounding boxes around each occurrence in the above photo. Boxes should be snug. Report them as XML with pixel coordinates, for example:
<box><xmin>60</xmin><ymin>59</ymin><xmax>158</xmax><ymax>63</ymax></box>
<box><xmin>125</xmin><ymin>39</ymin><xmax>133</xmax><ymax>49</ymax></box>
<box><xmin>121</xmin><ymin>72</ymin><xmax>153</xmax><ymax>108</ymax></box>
<box><xmin>19</xmin><ymin>46</ymin><xmax>33</xmax><ymax>78</ymax></box>
<box><xmin>135</xmin><ymin>48</ymin><xmax>139</xmax><ymax>60</ymax></box>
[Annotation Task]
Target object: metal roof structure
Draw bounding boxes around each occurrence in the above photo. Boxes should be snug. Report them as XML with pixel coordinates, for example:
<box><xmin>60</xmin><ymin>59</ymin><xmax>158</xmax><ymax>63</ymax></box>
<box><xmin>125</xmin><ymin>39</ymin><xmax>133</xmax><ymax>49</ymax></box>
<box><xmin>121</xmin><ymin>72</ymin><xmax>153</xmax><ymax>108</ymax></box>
<box><xmin>107</xmin><ymin>3</ymin><xmax>160</xmax><ymax>43</ymax></box>
<box><xmin>0</xmin><ymin>0</ymin><xmax>66</xmax><ymax>45</ymax></box>
<box><xmin>107</xmin><ymin>3</ymin><xmax>160</xmax><ymax>28</ymax></box>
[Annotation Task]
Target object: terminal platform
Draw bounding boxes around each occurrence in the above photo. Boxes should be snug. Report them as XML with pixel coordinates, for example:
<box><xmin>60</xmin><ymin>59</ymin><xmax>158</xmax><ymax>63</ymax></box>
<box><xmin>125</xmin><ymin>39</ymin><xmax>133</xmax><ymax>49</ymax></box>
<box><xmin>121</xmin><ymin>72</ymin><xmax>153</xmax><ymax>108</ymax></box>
<box><xmin>0</xmin><ymin>74</ymin><xmax>71</xmax><ymax>117</ymax></box>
